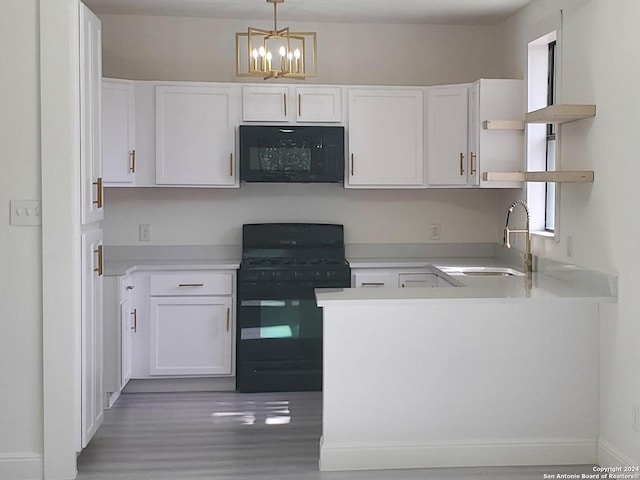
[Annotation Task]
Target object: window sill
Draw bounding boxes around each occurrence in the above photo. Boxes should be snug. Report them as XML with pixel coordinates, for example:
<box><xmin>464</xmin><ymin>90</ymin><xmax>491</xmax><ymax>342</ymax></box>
<box><xmin>532</xmin><ymin>230</ymin><xmax>556</xmax><ymax>240</ymax></box>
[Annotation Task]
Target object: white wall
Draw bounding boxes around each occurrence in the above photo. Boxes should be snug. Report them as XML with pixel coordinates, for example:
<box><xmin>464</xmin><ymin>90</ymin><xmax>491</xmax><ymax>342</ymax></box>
<box><xmin>99</xmin><ymin>15</ymin><xmax>503</xmax><ymax>86</ymax></box>
<box><xmin>99</xmin><ymin>13</ymin><xmax>518</xmax><ymax>247</ymax></box>
<box><xmin>500</xmin><ymin>0</ymin><xmax>640</xmax><ymax>466</ymax></box>
<box><xmin>104</xmin><ymin>185</ymin><xmax>512</xmax><ymax>245</ymax></box>
<box><xmin>0</xmin><ymin>0</ymin><xmax>44</xmax><ymax>476</ymax></box>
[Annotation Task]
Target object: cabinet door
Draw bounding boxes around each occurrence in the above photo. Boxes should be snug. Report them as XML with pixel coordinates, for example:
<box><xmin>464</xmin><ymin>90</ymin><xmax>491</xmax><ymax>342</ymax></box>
<box><xmin>242</xmin><ymin>86</ymin><xmax>289</xmax><ymax>122</ymax></box>
<box><xmin>149</xmin><ymin>297</ymin><xmax>233</xmax><ymax>376</ymax></box>
<box><xmin>348</xmin><ymin>89</ymin><xmax>424</xmax><ymax>187</ymax></box>
<box><xmin>156</xmin><ymin>85</ymin><xmax>237</xmax><ymax>186</ymax></box>
<box><xmin>80</xmin><ymin>4</ymin><xmax>103</xmax><ymax>224</ymax></box>
<box><xmin>121</xmin><ymin>296</ymin><xmax>134</xmax><ymax>389</ymax></box>
<box><xmin>296</xmin><ymin>87</ymin><xmax>342</xmax><ymax>122</ymax></box>
<box><xmin>427</xmin><ymin>86</ymin><xmax>470</xmax><ymax>186</ymax></box>
<box><xmin>102</xmin><ymin>79</ymin><xmax>135</xmax><ymax>186</ymax></box>
<box><xmin>81</xmin><ymin>227</ymin><xmax>104</xmax><ymax>447</ymax></box>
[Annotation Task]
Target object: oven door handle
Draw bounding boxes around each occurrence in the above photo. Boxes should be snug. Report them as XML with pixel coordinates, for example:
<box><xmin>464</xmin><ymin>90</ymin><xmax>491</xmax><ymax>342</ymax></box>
<box><xmin>240</xmin><ymin>300</ymin><xmax>288</xmax><ymax>307</ymax></box>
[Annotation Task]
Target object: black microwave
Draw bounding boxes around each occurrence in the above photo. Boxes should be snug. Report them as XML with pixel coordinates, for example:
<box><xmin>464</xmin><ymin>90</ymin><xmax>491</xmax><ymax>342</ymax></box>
<box><xmin>239</xmin><ymin>125</ymin><xmax>345</xmax><ymax>183</ymax></box>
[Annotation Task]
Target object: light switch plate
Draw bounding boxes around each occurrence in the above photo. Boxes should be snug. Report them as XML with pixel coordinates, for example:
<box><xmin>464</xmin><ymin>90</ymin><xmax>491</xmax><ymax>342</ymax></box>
<box><xmin>10</xmin><ymin>200</ymin><xmax>41</xmax><ymax>226</ymax></box>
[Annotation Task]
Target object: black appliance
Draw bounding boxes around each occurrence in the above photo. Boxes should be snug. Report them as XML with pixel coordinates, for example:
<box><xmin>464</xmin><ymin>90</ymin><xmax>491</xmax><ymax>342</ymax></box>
<box><xmin>239</xmin><ymin>125</ymin><xmax>345</xmax><ymax>183</ymax></box>
<box><xmin>237</xmin><ymin>223</ymin><xmax>350</xmax><ymax>392</ymax></box>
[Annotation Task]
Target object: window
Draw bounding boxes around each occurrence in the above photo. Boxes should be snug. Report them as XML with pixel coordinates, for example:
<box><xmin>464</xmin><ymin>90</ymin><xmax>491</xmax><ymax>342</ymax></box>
<box><xmin>527</xmin><ymin>32</ymin><xmax>558</xmax><ymax>235</ymax></box>
<box><xmin>545</xmin><ymin>41</ymin><xmax>557</xmax><ymax>231</ymax></box>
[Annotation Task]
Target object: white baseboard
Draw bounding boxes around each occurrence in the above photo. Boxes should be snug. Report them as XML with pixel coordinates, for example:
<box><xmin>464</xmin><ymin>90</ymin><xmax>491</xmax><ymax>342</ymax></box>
<box><xmin>319</xmin><ymin>437</ymin><xmax>597</xmax><ymax>471</ymax></box>
<box><xmin>598</xmin><ymin>439</ymin><xmax>640</xmax><ymax>470</ymax></box>
<box><xmin>123</xmin><ymin>377</ymin><xmax>235</xmax><ymax>393</ymax></box>
<box><xmin>0</xmin><ymin>452</ymin><xmax>44</xmax><ymax>480</ymax></box>
<box><xmin>106</xmin><ymin>390</ymin><xmax>121</xmax><ymax>408</ymax></box>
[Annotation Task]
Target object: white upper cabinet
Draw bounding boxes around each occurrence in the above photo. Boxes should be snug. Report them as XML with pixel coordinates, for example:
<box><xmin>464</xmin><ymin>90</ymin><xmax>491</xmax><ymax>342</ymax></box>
<box><xmin>472</xmin><ymin>79</ymin><xmax>525</xmax><ymax>188</ymax></box>
<box><xmin>80</xmin><ymin>3</ymin><xmax>103</xmax><ymax>223</ymax></box>
<box><xmin>347</xmin><ymin>89</ymin><xmax>424</xmax><ymax>188</ymax></box>
<box><xmin>242</xmin><ymin>85</ymin><xmax>343</xmax><ymax>123</ymax></box>
<box><xmin>102</xmin><ymin>79</ymin><xmax>136</xmax><ymax>186</ymax></box>
<box><xmin>155</xmin><ymin>85</ymin><xmax>238</xmax><ymax>186</ymax></box>
<box><xmin>426</xmin><ymin>86</ymin><xmax>470</xmax><ymax>186</ymax></box>
<box><xmin>242</xmin><ymin>86</ymin><xmax>289</xmax><ymax>122</ymax></box>
<box><xmin>295</xmin><ymin>87</ymin><xmax>342</xmax><ymax>122</ymax></box>
<box><xmin>427</xmin><ymin>80</ymin><xmax>525</xmax><ymax>188</ymax></box>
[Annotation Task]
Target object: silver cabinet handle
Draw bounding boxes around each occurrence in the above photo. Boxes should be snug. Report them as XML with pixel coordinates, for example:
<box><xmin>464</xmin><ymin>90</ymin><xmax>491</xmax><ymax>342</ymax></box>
<box><xmin>178</xmin><ymin>283</ymin><xmax>204</xmax><ymax>287</ymax></box>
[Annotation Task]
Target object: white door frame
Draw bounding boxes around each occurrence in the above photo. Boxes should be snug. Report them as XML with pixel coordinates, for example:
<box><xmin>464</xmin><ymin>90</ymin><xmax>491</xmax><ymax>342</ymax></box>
<box><xmin>40</xmin><ymin>0</ymin><xmax>82</xmax><ymax>478</ymax></box>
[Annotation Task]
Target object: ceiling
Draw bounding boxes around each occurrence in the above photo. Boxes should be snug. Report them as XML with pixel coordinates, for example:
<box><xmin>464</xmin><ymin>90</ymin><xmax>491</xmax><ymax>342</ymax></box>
<box><xmin>82</xmin><ymin>0</ymin><xmax>535</xmax><ymax>25</ymax></box>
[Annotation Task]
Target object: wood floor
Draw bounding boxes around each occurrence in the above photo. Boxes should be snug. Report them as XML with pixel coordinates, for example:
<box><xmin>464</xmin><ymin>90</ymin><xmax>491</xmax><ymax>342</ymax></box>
<box><xmin>77</xmin><ymin>391</ymin><xmax>596</xmax><ymax>480</ymax></box>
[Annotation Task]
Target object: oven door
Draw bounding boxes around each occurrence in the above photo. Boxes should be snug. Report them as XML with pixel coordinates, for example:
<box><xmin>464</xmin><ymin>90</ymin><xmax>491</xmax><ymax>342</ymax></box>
<box><xmin>236</xmin><ymin>281</ymin><xmax>329</xmax><ymax>392</ymax></box>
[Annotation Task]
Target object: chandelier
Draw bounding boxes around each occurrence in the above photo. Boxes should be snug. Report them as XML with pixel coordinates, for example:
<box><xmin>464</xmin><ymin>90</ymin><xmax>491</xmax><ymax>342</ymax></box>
<box><xmin>235</xmin><ymin>0</ymin><xmax>317</xmax><ymax>80</ymax></box>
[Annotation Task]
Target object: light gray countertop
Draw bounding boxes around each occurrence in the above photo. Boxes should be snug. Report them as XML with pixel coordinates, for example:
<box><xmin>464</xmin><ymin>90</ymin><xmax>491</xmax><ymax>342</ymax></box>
<box><xmin>103</xmin><ymin>244</ymin><xmax>618</xmax><ymax>305</ymax></box>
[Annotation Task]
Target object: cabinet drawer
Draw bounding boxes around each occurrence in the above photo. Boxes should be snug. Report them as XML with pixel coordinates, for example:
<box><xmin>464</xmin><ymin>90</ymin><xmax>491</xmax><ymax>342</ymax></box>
<box><xmin>398</xmin><ymin>273</ymin><xmax>438</xmax><ymax>288</ymax></box>
<box><xmin>150</xmin><ymin>272</ymin><xmax>233</xmax><ymax>296</ymax></box>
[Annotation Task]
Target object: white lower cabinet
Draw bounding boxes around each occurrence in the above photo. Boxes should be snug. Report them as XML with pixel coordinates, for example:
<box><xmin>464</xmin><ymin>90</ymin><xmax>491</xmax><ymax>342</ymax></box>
<box><xmin>103</xmin><ymin>273</ymin><xmax>138</xmax><ymax>405</ymax></box>
<box><xmin>352</xmin><ymin>267</ymin><xmax>454</xmax><ymax>288</ymax></box>
<box><xmin>81</xmin><ymin>227</ymin><xmax>104</xmax><ymax>447</ymax></box>
<box><xmin>149</xmin><ymin>296</ymin><xmax>232</xmax><ymax>376</ymax></box>
<box><xmin>127</xmin><ymin>270</ymin><xmax>236</xmax><ymax>378</ymax></box>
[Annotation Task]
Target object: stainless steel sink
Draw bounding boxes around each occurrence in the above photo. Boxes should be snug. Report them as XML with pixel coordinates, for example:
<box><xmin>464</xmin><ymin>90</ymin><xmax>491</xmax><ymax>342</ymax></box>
<box><xmin>439</xmin><ymin>266</ymin><xmax>525</xmax><ymax>277</ymax></box>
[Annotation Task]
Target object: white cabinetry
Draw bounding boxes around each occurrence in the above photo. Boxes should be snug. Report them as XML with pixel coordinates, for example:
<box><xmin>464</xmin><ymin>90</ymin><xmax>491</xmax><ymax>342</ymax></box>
<box><xmin>155</xmin><ymin>85</ymin><xmax>238</xmax><ymax>186</ymax></box>
<box><xmin>102</xmin><ymin>79</ymin><xmax>136</xmax><ymax>186</ymax></box>
<box><xmin>80</xmin><ymin>3</ymin><xmax>103</xmax><ymax>224</ymax></box>
<box><xmin>79</xmin><ymin>2</ymin><xmax>104</xmax><ymax>449</ymax></box>
<box><xmin>295</xmin><ymin>87</ymin><xmax>342</xmax><ymax>122</ymax></box>
<box><xmin>427</xmin><ymin>86</ymin><xmax>471</xmax><ymax>186</ymax></box>
<box><xmin>149</xmin><ymin>297</ymin><xmax>233</xmax><ymax>376</ymax></box>
<box><xmin>347</xmin><ymin>89</ymin><xmax>424</xmax><ymax>187</ymax></box>
<box><xmin>103</xmin><ymin>273</ymin><xmax>137</xmax><ymax>406</ymax></box>
<box><xmin>142</xmin><ymin>271</ymin><xmax>235</xmax><ymax>377</ymax></box>
<box><xmin>242</xmin><ymin>85</ymin><xmax>342</xmax><ymax>123</ymax></box>
<box><xmin>242</xmin><ymin>86</ymin><xmax>289</xmax><ymax>122</ymax></box>
<box><xmin>80</xmin><ymin>227</ymin><xmax>104</xmax><ymax>447</ymax></box>
<box><xmin>352</xmin><ymin>266</ymin><xmax>455</xmax><ymax>288</ymax></box>
<box><xmin>427</xmin><ymin>79</ymin><xmax>525</xmax><ymax>188</ymax></box>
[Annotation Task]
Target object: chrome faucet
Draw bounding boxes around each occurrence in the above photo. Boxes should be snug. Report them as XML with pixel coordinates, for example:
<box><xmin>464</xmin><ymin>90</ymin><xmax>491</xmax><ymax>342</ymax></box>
<box><xmin>503</xmin><ymin>200</ymin><xmax>533</xmax><ymax>274</ymax></box>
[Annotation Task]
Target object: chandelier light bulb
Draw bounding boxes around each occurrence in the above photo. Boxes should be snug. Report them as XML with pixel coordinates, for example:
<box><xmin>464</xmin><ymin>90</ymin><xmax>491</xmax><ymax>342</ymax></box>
<box><xmin>252</xmin><ymin>48</ymin><xmax>259</xmax><ymax>70</ymax></box>
<box><xmin>266</xmin><ymin>51</ymin><xmax>273</xmax><ymax>71</ymax></box>
<box><xmin>294</xmin><ymin>48</ymin><xmax>301</xmax><ymax>59</ymax></box>
<box><xmin>279</xmin><ymin>46</ymin><xmax>286</xmax><ymax>57</ymax></box>
<box><xmin>258</xmin><ymin>46</ymin><xmax>266</xmax><ymax>57</ymax></box>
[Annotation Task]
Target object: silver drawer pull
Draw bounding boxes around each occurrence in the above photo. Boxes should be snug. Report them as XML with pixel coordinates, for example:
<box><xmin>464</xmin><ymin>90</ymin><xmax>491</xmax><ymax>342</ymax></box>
<box><xmin>126</xmin><ymin>285</ymin><xmax>135</xmax><ymax>290</ymax></box>
<box><xmin>178</xmin><ymin>283</ymin><xmax>204</xmax><ymax>287</ymax></box>
<box><xmin>362</xmin><ymin>282</ymin><xmax>385</xmax><ymax>287</ymax></box>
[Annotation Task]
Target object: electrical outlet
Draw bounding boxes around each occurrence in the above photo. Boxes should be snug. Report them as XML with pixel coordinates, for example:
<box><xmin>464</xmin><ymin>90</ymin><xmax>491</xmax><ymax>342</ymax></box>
<box><xmin>429</xmin><ymin>224</ymin><xmax>441</xmax><ymax>241</ymax></box>
<box><xmin>633</xmin><ymin>402</ymin><xmax>640</xmax><ymax>432</ymax></box>
<box><xmin>139</xmin><ymin>224</ymin><xmax>151</xmax><ymax>242</ymax></box>
<box><xmin>566</xmin><ymin>235</ymin><xmax>573</xmax><ymax>258</ymax></box>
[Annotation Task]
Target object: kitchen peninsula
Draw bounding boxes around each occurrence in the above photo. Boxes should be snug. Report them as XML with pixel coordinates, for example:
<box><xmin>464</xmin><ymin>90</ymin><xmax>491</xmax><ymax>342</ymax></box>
<box><xmin>316</xmin><ymin>258</ymin><xmax>617</xmax><ymax>472</ymax></box>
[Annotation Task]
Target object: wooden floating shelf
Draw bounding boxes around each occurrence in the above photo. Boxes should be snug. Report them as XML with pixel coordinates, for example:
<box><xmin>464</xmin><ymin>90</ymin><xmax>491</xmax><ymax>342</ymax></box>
<box><xmin>482</xmin><ymin>171</ymin><xmax>594</xmax><ymax>183</ymax></box>
<box><xmin>525</xmin><ymin>104</ymin><xmax>596</xmax><ymax>124</ymax></box>
<box><xmin>482</xmin><ymin>120</ymin><xmax>525</xmax><ymax>131</ymax></box>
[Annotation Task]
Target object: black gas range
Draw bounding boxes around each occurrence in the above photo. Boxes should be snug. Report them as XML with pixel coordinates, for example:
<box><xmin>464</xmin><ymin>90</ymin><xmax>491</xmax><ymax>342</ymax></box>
<box><xmin>236</xmin><ymin>223</ymin><xmax>351</xmax><ymax>392</ymax></box>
